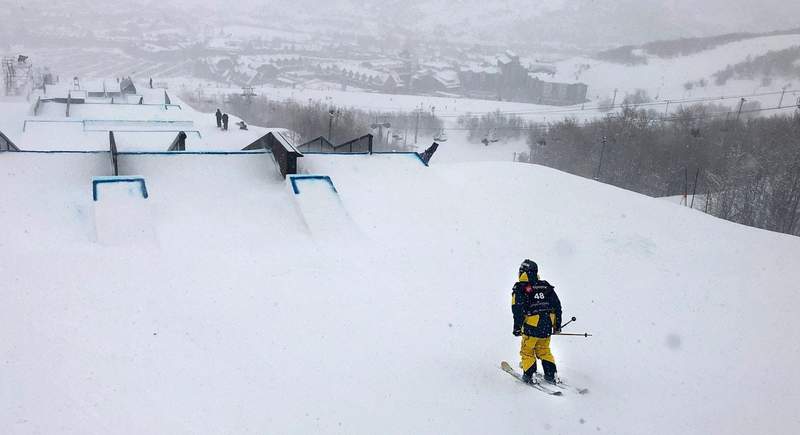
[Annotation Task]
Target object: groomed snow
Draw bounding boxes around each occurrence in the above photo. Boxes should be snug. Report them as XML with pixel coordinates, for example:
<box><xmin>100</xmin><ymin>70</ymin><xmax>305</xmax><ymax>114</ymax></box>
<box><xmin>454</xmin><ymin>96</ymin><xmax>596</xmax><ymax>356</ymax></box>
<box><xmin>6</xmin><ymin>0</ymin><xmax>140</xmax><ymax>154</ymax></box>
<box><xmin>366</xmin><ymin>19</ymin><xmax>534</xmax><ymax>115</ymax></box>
<box><xmin>1</xmin><ymin>150</ymin><xmax>799</xmax><ymax>434</ymax></box>
<box><xmin>556</xmin><ymin>34</ymin><xmax>800</xmax><ymax>99</ymax></box>
<box><xmin>0</xmin><ymin>90</ymin><xmax>277</xmax><ymax>152</ymax></box>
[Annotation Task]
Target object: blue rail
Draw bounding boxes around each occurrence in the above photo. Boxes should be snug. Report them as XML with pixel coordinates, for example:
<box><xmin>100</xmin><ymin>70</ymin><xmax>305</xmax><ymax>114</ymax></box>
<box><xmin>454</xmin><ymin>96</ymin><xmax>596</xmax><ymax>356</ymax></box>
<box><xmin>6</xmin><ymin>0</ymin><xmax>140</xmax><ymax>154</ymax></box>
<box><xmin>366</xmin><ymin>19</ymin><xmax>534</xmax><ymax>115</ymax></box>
<box><xmin>288</xmin><ymin>175</ymin><xmax>338</xmax><ymax>195</ymax></box>
<box><xmin>92</xmin><ymin>176</ymin><xmax>149</xmax><ymax>202</ymax></box>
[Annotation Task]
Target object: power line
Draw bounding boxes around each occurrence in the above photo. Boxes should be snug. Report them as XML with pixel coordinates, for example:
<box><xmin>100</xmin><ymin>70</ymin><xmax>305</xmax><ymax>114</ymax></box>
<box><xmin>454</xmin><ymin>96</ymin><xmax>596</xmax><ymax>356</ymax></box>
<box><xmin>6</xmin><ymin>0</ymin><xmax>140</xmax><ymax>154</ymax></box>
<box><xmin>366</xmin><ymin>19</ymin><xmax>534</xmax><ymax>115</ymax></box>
<box><xmin>433</xmin><ymin>89</ymin><xmax>797</xmax><ymax>118</ymax></box>
<box><xmin>252</xmin><ymin>85</ymin><xmax>799</xmax><ymax>122</ymax></box>
<box><xmin>414</xmin><ymin>103</ymin><xmax>799</xmax><ymax>132</ymax></box>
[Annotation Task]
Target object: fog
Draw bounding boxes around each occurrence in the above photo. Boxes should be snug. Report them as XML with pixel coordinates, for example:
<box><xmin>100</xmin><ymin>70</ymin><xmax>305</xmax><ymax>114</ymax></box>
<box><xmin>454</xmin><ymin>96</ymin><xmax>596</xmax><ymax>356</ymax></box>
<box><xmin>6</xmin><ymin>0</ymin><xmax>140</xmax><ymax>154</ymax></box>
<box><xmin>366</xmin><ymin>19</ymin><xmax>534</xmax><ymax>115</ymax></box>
<box><xmin>4</xmin><ymin>0</ymin><xmax>800</xmax><ymax>50</ymax></box>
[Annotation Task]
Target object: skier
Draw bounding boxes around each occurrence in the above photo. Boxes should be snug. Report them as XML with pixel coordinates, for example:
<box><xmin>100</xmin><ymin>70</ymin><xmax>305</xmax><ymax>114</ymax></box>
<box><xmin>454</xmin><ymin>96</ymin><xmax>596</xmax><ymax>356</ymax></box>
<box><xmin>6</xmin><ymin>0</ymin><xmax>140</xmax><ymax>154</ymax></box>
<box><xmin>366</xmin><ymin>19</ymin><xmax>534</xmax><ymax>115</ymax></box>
<box><xmin>215</xmin><ymin>109</ymin><xmax>223</xmax><ymax>129</ymax></box>
<box><xmin>222</xmin><ymin>113</ymin><xmax>229</xmax><ymax>131</ymax></box>
<box><xmin>512</xmin><ymin>259</ymin><xmax>562</xmax><ymax>384</ymax></box>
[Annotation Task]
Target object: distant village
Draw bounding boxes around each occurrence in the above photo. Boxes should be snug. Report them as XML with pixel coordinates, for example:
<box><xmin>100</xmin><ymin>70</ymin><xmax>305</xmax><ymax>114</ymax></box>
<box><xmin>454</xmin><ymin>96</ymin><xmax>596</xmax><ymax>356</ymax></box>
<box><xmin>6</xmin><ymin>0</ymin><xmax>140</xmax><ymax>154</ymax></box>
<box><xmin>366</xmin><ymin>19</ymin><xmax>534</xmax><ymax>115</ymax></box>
<box><xmin>197</xmin><ymin>48</ymin><xmax>588</xmax><ymax>106</ymax></box>
<box><xmin>5</xmin><ymin>3</ymin><xmax>589</xmax><ymax>106</ymax></box>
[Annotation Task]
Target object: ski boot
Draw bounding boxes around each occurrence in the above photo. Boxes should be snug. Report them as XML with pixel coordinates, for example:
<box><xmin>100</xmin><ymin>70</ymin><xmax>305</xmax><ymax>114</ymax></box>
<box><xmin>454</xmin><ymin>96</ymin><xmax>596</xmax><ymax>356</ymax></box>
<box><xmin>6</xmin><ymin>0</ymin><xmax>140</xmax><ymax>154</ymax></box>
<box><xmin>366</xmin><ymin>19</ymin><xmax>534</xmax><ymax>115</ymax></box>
<box><xmin>521</xmin><ymin>364</ymin><xmax>538</xmax><ymax>384</ymax></box>
<box><xmin>543</xmin><ymin>372</ymin><xmax>561</xmax><ymax>384</ymax></box>
<box><xmin>542</xmin><ymin>361</ymin><xmax>561</xmax><ymax>384</ymax></box>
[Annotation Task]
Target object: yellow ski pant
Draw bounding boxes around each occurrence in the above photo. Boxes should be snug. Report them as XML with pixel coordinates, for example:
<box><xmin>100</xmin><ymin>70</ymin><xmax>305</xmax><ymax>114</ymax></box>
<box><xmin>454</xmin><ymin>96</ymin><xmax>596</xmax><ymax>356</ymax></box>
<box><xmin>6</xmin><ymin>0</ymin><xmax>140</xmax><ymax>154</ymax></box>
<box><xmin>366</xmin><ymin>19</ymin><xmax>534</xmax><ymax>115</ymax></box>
<box><xmin>519</xmin><ymin>335</ymin><xmax>555</xmax><ymax>373</ymax></box>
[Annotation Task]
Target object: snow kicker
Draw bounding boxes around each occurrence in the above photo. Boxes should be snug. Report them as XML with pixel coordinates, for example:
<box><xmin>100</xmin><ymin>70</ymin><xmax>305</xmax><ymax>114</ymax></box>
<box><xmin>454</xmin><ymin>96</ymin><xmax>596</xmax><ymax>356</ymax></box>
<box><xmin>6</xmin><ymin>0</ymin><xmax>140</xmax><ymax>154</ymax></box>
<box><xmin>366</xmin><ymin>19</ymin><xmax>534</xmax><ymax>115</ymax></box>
<box><xmin>288</xmin><ymin>174</ymin><xmax>360</xmax><ymax>239</ymax></box>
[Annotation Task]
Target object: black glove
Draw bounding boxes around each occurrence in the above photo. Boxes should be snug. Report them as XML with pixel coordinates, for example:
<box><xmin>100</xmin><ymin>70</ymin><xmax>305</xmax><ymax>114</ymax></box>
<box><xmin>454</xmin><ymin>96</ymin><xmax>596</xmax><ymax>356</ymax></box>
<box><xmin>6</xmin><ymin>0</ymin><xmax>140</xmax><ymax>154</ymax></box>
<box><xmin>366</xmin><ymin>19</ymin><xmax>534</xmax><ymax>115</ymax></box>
<box><xmin>553</xmin><ymin>326</ymin><xmax>562</xmax><ymax>334</ymax></box>
<box><xmin>513</xmin><ymin>328</ymin><xmax>522</xmax><ymax>337</ymax></box>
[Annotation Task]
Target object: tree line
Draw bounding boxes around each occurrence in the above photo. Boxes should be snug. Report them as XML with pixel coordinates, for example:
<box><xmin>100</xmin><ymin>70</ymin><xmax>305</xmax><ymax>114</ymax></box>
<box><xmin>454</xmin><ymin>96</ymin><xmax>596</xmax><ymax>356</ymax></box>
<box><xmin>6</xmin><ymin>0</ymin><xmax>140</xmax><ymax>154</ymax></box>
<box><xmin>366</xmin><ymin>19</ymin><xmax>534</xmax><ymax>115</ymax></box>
<box><xmin>181</xmin><ymin>90</ymin><xmax>800</xmax><ymax>236</ymax></box>
<box><xmin>180</xmin><ymin>92</ymin><xmax>442</xmax><ymax>151</ymax></box>
<box><xmin>523</xmin><ymin>103</ymin><xmax>800</xmax><ymax>236</ymax></box>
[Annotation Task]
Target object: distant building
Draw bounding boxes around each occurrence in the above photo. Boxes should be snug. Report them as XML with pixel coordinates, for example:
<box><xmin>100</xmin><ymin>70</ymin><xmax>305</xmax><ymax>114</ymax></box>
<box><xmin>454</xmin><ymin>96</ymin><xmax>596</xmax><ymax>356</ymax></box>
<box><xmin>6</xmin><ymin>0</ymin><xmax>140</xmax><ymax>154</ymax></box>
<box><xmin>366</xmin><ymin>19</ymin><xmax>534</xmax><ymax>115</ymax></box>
<box><xmin>459</xmin><ymin>64</ymin><xmax>501</xmax><ymax>99</ymax></box>
<box><xmin>411</xmin><ymin>69</ymin><xmax>461</xmax><ymax>94</ymax></box>
<box><xmin>120</xmin><ymin>77</ymin><xmax>137</xmax><ymax>94</ymax></box>
<box><xmin>318</xmin><ymin>63</ymin><xmax>403</xmax><ymax>92</ymax></box>
<box><xmin>458</xmin><ymin>50</ymin><xmax>588</xmax><ymax>105</ymax></box>
<box><xmin>497</xmin><ymin>51</ymin><xmax>528</xmax><ymax>99</ymax></box>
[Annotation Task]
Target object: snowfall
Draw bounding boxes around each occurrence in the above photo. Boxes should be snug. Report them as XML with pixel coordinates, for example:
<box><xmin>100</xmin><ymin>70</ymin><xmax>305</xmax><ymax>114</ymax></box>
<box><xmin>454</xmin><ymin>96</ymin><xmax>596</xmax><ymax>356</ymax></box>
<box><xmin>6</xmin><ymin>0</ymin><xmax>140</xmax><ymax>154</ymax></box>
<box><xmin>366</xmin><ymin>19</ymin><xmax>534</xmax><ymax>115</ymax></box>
<box><xmin>2</xmin><ymin>82</ymin><xmax>800</xmax><ymax>435</ymax></box>
<box><xmin>137</xmin><ymin>31</ymin><xmax>800</xmax><ymax>127</ymax></box>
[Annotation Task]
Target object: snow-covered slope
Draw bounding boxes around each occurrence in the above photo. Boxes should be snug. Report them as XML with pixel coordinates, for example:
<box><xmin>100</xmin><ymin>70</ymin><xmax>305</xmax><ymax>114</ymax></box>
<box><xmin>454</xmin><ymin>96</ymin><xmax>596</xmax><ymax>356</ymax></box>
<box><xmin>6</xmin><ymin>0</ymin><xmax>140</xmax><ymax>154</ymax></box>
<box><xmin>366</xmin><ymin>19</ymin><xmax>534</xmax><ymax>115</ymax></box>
<box><xmin>559</xmin><ymin>33</ymin><xmax>800</xmax><ymax>104</ymax></box>
<box><xmin>0</xmin><ymin>87</ymin><xmax>276</xmax><ymax>152</ymax></box>
<box><xmin>1</xmin><ymin>150</ymin><xmax>799</xmax><ymax>434</ymax></box>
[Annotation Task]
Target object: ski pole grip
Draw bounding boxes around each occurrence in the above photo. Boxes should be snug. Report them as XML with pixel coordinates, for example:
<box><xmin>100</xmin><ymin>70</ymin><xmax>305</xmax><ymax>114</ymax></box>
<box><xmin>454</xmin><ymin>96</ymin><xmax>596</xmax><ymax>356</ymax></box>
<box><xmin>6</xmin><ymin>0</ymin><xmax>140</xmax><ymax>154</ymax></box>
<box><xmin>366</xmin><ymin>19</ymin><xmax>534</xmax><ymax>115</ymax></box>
<box><xmin>560</xmin><ymin>316</ymin><xmax>578</xmax><ymax>329</ymax></box>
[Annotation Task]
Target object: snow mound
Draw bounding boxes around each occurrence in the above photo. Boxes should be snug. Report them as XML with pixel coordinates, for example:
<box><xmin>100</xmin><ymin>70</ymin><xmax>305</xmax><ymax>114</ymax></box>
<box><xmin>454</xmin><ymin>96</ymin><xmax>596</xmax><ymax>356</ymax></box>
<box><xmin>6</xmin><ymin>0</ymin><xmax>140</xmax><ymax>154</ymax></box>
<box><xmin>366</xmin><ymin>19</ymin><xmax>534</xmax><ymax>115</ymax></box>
<box><xmin>1</xmin><ymin>152</ymin><xmax>799</xmax><ymax>434</ymax></box>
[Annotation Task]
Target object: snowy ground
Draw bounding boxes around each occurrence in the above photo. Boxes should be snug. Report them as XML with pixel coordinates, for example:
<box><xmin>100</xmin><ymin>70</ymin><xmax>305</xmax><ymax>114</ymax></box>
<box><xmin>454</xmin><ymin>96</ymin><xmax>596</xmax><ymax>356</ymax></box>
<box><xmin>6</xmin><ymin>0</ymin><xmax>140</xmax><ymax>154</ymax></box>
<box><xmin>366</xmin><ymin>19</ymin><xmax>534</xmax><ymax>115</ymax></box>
<box><xmin>0</xmin><ymin>90</ymin><xmax>274</xmax><ymax>152</ymax></box>
<box><xmin>555</xmin><ymin>34</ymin><xmax>800</xmax><ymax>101</ymax></box>
<box><xmin>1</xmin><ymin>147</ymin><xmax>799</xmax><ymax>434</ymax></box>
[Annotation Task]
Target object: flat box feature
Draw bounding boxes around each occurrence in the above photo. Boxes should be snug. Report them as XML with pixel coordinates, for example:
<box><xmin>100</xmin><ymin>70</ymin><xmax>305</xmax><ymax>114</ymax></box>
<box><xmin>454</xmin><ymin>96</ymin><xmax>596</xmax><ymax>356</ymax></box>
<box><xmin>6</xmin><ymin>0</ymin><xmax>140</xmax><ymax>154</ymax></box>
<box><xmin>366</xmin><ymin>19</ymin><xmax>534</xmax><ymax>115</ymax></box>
<box><xmin>92</xmin><ymin>176</ymin><xmax>149</xmax><ymax>201</ymax></box>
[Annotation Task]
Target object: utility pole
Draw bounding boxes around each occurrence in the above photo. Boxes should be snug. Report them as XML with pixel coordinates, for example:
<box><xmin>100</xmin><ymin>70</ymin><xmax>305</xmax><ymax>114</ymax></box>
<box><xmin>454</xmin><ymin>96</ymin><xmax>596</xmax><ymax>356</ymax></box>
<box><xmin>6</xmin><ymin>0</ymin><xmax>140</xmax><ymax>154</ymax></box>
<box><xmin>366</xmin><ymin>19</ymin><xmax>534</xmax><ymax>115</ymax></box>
<box><xmin>690</xmin><ymin>168</ymin><xmax>701</xmax><ymax>209</ymax></box>
<box><xmin>328</xmin><ymin>108</ymin><xmax>340</xmax><ymax>143</ymax></box>
<box><xmin>735</xmin><ymin>98</ymin><xmax>746</xmax><ymax>121</ymax></box>
<box><xmin>664</xmin><ymin>100</ymin><xmax>670</xmax><ymax>118</ymax></box>
<box><xmin>595</xmin><ymin>135</ymin><xmax>608</xmax><ymax>180</ymax></box>
<box><xmin>682</xmin><ymin>168</ymin><xmax>688</xmax><ymax>206</ymax></box>
<box><xmin>611</xmin><ymin>88</ymin><xmax>618</xmax><ymax>109</ymax></box>
<box><xmin>779</xmin><ymin>88</ymin><xmax>786</xmax><ymax>108</ymax></box>
<box><xmin>374</xmin><ymin>115</ymin><xmax>380</xmax><ymax>144</ymax></box>
<box><xmin>414</xmin><ymin>103</ymin><xmax>421</xmax><ymax>144</ymax></box>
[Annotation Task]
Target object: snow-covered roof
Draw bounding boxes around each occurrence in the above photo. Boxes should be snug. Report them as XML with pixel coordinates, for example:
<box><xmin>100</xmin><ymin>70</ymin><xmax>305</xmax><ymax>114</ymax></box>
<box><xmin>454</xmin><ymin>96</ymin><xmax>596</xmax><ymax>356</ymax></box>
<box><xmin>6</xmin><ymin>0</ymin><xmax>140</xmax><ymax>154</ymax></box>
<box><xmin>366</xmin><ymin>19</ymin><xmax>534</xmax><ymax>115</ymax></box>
<box><xmin>461</xmin><ymin>63</ymin><xmax>500</xmax><ymax>74</ymax></box>
<box><xmin>420</xmin><ymin>70</ymin><xmax>461</xmax><ymax>89</ymax></box>
<box><xmin>421</xmin><ymin>60</ymin><xmax>451</xmax><ymax>70</ymax></box>
<box><xmin>497</xmin><ymin>54</ymin><xmax>513</xmax><ymax>65</ymax></box>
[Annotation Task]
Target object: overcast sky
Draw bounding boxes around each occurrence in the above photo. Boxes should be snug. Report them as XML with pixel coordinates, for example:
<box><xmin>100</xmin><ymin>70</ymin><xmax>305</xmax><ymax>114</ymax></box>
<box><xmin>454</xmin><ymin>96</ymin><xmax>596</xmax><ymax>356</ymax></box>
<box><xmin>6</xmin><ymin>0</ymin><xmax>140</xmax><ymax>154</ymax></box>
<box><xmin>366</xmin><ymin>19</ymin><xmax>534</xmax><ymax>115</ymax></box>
<box><xmin>5</xmin><ymin>0</ymin><xmax>800</xmax><ymax>48</ymax></box>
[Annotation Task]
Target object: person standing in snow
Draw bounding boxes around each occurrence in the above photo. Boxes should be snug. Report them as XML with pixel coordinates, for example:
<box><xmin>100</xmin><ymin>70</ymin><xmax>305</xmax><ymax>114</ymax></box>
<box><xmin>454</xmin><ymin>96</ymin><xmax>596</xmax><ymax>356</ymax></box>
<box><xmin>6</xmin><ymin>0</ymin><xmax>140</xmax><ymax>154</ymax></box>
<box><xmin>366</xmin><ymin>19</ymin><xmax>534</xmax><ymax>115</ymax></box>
<box><xmin>222</xmin><ymin>113</ymin><xmax>229</xmax><ymax>131</ymax></box>
<box><xmin>215</xmin><ymin>109</ymin><xmax>223</xmax><ymax>129</ymax></box>
<box><xmin>512</xmin><ymin>259</ymin><xmax>562</xmax><ymax>384</ymax></box>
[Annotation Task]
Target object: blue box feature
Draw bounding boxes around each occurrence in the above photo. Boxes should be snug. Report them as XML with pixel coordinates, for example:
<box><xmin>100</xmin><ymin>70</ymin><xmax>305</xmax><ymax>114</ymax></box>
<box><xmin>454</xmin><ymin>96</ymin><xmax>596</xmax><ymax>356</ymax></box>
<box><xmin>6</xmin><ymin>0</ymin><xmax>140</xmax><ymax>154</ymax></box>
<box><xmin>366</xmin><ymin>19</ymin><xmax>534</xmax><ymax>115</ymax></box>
<box><xmin>92</xmin><ymin>176</ymin><xmax>149</xmax><ymax>201</ymax></box>
<box><xmin>370</xmin><ymin>151</ymin><xmax>429</xmax><ymax>166</ymax></box>
<box><xmin>288</xmin><ymin>175</ymin><xmax>338</xmax><ymax>195</ymax></box>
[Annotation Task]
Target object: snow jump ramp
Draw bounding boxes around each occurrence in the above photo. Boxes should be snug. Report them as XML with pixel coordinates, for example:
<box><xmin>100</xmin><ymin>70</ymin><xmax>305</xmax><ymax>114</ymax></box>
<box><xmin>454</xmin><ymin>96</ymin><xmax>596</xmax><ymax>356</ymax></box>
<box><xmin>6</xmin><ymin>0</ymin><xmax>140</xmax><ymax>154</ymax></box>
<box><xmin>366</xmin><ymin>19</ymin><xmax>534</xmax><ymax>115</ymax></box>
<box><xmin>288</xmin><ymin>174</ymin><xmax>360</xmax><ymax>239</ymax></box>
<box><xmin>92</xmin><ymin>176</ymin><xmax>156</xmax><ymax>245</ymax></box>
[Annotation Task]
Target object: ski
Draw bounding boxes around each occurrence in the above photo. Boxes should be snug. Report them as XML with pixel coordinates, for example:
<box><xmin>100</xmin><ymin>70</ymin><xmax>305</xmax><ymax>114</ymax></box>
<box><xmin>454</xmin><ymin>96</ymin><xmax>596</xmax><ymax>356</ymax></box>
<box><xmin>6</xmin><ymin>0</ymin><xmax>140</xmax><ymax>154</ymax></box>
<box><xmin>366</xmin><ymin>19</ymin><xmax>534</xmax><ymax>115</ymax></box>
<box><xmin>500</xmin><ymin>361</ymin><xmax>562</xmax><ymax>396</ymax></box>
<box><xmin>535</xmin><ymin>373</ymin><xmax>590</xmax><ymax>395</ymax></box>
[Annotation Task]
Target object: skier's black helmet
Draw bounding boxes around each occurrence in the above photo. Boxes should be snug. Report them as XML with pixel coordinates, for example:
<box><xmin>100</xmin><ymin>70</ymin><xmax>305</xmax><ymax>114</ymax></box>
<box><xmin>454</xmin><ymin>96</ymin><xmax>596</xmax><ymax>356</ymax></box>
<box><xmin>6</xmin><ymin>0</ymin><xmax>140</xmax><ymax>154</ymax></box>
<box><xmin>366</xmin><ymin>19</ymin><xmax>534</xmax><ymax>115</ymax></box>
<box><xmin>519</xmin><ymin>259</ymin><xmax>538</xmax><ymax>278</ymax></box>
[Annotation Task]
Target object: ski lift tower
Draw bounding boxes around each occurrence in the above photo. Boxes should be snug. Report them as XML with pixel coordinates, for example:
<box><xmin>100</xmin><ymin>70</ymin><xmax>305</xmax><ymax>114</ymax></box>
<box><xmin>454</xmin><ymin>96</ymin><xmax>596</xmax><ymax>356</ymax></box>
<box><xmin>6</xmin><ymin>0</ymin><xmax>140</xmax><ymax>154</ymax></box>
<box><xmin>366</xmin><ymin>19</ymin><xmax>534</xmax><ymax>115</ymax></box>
<box><xmin>2</xmin><ymin>57</ymin><xmax>13</xmax><ymax>95</ymax></box>
<box><xmin>2</xmin><ymin>55</ymin><xmax>33</xmax><ymax>96</ymax></box>
<box><xmin>241</xmin><ymin>86</ymin><xmax>256</xmax><ymax>104</ymax></box>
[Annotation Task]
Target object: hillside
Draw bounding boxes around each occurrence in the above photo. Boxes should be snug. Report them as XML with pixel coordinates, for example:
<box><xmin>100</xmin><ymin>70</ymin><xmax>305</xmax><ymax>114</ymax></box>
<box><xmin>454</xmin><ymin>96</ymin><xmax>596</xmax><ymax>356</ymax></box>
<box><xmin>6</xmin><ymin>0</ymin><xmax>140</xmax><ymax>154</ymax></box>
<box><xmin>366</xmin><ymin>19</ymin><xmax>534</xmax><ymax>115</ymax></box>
<box><xmin>1</xmin><ymin>142</ymin><xmax>799</xmax><ymax>433</ymax></box>
<box><xmin>596</xmin><ymin>28</ymin><xmax>800</xmax><ymax>64</ymax></box>
<box><xmin>557</xmin><ymin>32</ymin><xmax>800</xmax><ymax>103</ymax></box>
<box><xmin>235</xmin><ymin>0</ymin><xmax>800</xmax><ymax>48</ymax></box>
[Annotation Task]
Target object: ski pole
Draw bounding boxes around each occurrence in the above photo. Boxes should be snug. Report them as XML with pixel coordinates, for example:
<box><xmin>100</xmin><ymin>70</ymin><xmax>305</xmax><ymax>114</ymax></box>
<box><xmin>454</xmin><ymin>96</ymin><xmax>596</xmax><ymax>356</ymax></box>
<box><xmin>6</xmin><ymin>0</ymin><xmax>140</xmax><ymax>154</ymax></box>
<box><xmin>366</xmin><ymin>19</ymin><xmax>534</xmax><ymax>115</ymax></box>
<box><xmin>553</xmin><ymin>332</ymin><xmax>593</xmax><ymax>337</ymax></box>
<box><xmin>560</xmin><ymin>316</ymin><xmax>577</xmax><ymax>329</ymax></box>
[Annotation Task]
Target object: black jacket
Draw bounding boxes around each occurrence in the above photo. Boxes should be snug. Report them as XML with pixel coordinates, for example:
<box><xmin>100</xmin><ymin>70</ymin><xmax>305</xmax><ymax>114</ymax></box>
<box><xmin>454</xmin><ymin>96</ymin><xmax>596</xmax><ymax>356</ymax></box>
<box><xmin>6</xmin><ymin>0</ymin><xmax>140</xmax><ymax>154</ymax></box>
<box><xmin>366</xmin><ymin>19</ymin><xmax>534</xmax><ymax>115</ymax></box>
<box><xmin>512</xmin><ymin>279</ymin><xmax>562</xmax><ymax>338</ymax></box>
